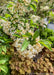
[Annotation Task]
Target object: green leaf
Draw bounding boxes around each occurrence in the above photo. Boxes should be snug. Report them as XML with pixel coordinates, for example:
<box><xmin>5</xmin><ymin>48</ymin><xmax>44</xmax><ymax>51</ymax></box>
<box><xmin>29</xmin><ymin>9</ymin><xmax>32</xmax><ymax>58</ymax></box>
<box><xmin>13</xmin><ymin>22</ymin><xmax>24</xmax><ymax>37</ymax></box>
<box><xmin>0</xmin><ymin>16</ymin><xmax>6</xmax><ymax>21</ymax></box>
<box><xmin>50</xmin><ymin>11</ymin><xmax>54</xmax><ymax>17</ymax></box>
<box><xmin>0</xmin><ymin>58</ymin><xmax>8</xmax><ymax>64</ymax></box>
<box><xmin>21</xmin><ymin>39</ymin><xmax>30</xmax><ymax>51</ymax></box>
<box><xmin>31</xmin><ymin>0</ymin><xmax>38</xmax><ymax>2</ymax></box>
<box><xmin>35</xmin><ymin>0</ymin><xmax>38</xmax><ymax>2</ymax></box>
<box><xmin>13</xmin><ymin>34</ymin><xmax>21</xmax><ymax>38</ymax></box>
<box><xmin>6</xmin><ymin>2</ymin><xmax>13</xmax><ymax>8</ymax></box>
<box><xmin>33</xmin><ymin>29</ymin><xmax>39</xmax><ymax>40</ymax></box>
<box><xmin>0</xmin><ymin>47</ymin><xmax>2</xmax><ymax>54</ymax></box>
<box><xmin>16</xmin><ymin>29</ymin><xmax>22</xmax><ymax>33</ymax></box>
<box><xmin>0</xmin><ymin>25</ymin><xmax>2</xmax><ymax>29</ymax></box>
<box><xmin>48</xmin><ymin>36</ymin><xmax>54</xmax><ymax>41</ymax></box>
<box><xmin>25</xmin><ymin>32</ymin><xmax>32</xmax><ymax>37</ymax></box>
<box><xmin>22</xmin><ymin>32</ymin><xmax>32</xmax><ymax>37</ymax></box>
<box><xmin>0</xmin><ymin>65</ymin><xmax>8</xmax><ymax>73</ymax></box>
<box><xmin>30</xmin><ymin>19</ymin><xmax>33</xmax><ymax>25</ymax></box>
<box><xmin>39</xmin><ymin>40</ymin><xmax>52</xmax><ymax>51</ymax></box>
<box><xmin>5</xmin><ymin>14</ymin><xmax>11</xmax><ymax>18</ymax></box>
<box><xmin>30</xmin><ymin>3</ymin><xmax>37</xmax><ymax>12</ymax></box>
<box><xmin>0</xmin><ymin>39</ymin><xmax>5</xmax><ymax>43</ymax></box>
<box><xmin>2</xmin><ymin>46</ymin><xmax>7</xmax><ymax>53</ymax></box>
<box><xmin>7</xmin><ymin>4</ymin><xmax>13</xmax><ymax>8</ymax></box>
<box><xmin>18</xmin><ymin>0</ymin><xmax>23</xmax><ymax>2</ymax></box>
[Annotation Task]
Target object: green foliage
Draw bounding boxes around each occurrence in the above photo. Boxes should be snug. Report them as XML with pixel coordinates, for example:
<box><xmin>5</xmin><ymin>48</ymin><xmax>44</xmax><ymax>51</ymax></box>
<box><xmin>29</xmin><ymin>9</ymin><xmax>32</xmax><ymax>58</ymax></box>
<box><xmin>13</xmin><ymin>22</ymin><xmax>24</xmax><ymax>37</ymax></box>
<box><xmin>48</xmin><ymin>36</ymin><xmax>54</xmax><ymax>48</ymax></box>
<box><xmin>21</xmin><ymin>39</ymin><xmax>30</xmax><ymax>51</ymax></box>
<box><xmin>0</xmin><ymin>46</ymin><xmax>7</xmax><ymax>53</ymax></box>
<box><xmin>0</xmin><ymin>54</ymin><xmax>10</xmax><ymax>74</ymax></box>
<box><xmin>0</xmin><ymin>65</ymin><xmax>8</xmax><ymax>73</ymax></box>
<box><xmin>5</xmin><ymin>14</ymin><xmax>11</xmax><ymax>18</ymax></box>
<box><xmin>7</xmin><ymin>3</ymin><xmax>13</xmax><ymax>8</ymax></box>
<box><xmin>31</xmin><ymin>0</ymin><xmax>38</xmax><ymax>3</ymax></box>
<box><xmin>40</xmin><ymin>28</ymin><xmax>54</xmax><ymax>47</ymax></box>
<box><xmin>33</xmin><ymin>29</ymin><xmax>39</xmax><ymax>40</ymax></box>
<box><xmin>40</xmin><ymin>28</ymin><xmax>54</xmax><ymax>39</ymax></box>
<box><xmin>13</xmin><ymin>34</ymin><xmax>21</xmax><ymax>38</ymax></box>
<box><xmin>30</xmin><ymin>3</ymin><xmax>37</xmax><ymax>12</ymax></box>
<box><xmin>22</xmin><ymin>32</ymin><xmax>32</xmax><ymax>37</ymax></box>
<box><xmin>48</xmin><ymin>36</ymin><xmax>54</xmax><ymax>42</ymax></box>
<box><xmin>0</xmin><ymin>71</ymin><xmax>10</xmax><ymax>75</ymax></box>
<box><xmin>48</xmin><ymin>11</ymin><xmax>54</xmax><ymax>22</ymax></box>
<box><xmin>0</xmin><ymin>26</ymin><xmax>13</xmax><ymax>53</ymax></box>
<box><xmin>50</xmin><ymin>11</ymin><xmax>54</xmax><ymax>18</ymax></box>
<box><xmin>39</xmin><ymin>40</ymin><xmax>52</xmax><ymax>51</ymax></box>
<box><xmin>0</xmin><ymin>16</ymin><xmax>7</xmax><ymax>21</ymax></box>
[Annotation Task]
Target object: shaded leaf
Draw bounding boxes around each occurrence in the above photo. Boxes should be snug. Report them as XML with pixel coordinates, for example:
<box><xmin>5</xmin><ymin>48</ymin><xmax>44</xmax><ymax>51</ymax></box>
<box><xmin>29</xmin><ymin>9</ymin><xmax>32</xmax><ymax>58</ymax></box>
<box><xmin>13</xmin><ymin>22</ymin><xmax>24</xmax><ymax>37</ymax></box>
<box><xmin>0</xmin><ymin>47</ymin><xmax>2</xmax><ymax>54</ymax></box>
<box><xmin>0</xmin><ymin>58</ymin><xmax>8</xmax><ymax>64</ymax></box>
<box><xmin>33</xmin><ymin>29</ymin><xmax>39</xmax><ymax>40</ymax></box>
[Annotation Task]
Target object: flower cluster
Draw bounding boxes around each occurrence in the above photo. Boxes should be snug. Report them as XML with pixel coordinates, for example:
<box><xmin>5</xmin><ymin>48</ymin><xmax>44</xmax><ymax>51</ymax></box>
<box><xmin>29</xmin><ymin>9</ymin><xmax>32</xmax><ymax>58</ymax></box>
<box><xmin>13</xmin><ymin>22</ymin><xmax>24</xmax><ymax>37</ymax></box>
<box><xmin>0</xmin><ymin>0</ymin><xmax>45</xmax><ymax>58</ymax></box>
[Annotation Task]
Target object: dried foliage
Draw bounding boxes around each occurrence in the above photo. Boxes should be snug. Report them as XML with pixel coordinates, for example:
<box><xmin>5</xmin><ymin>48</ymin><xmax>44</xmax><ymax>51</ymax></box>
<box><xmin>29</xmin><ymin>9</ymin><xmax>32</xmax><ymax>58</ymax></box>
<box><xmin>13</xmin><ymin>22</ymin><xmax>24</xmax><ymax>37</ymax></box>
<box><xmin>9</xmin><ymin>48</ymin><xmax>54</xmax><ymax>75</ymax></box>
<box><xmin>9</xmin><ymin>50</ymin><xmax>37</xmax><ymax>75</ymax></box>
<box><xmin>42</xmin><ymin>48</ymin><xmax>54</xmax><ymax>65</ymax></box>
<box><xmin>34</xmin><ymin>48</ymin><xmax>54</xmax><ymax>75</ymax></box>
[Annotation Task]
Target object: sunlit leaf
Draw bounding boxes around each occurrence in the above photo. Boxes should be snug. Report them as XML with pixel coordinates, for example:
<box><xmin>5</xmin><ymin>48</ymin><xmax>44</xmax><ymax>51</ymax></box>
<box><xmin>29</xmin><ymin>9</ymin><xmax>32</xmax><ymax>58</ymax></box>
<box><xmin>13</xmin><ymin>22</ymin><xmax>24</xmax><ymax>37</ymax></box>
<box><xmin>22</xmin><ymin>32</ymin><xmax>32</xmax><ymax>37</ymax></box>
<box><xmin>35</xmin><ymin>0</ymin><xmax>38</xmax><ymax>2</ymax></box>
<box><xmin>31</xmin><ymin>0</ymin><xmax>38</xmax><ymax>3</ymax></box>
<box><xmin>0</xmin><ymin>16</ymin><xmax>6</xmax><ymax>21</ymax></box>
<box><xmin>21</xmin><ymin>39</ymin><xmax>30</xmax><ymax>51</ymax></box>
<box><xmin>6</xmin><ymin>1</ymin><xmax>13</xmax><ymax>8</ymax></box>
<box><xmin>0</xmin><ymin>65</ymin><xmax>8</xmax><ymax>73</ymax></box>
<box><xmin>5</xmin><ymin>14</ymin><xmax>11</xmax><ymax>18</ymax></box>
<box><xmin>30</xmin><ymin>3</ymin><xmax>37</xmax><ymax>12</ymax></box>
<box><xmin>16</xmin><ymin>29</ymin><xmax>22</xmax><ymax>33</ymax></box>
<box><xmin>2</xmin><ymin>46</ymin><xmax>7</xmax><ymax>53</ymax></box>
<box><xmin>13</xmin><ymin>34</ymin><xmax>21</xmax><ymax>38</ymax></box>
<box><xmin>39</xmin><ymin>40</ymin><xmax>52</xmax><ymax>51</ymax></box>
<box><xmin>0</xmin><ymin>25</ymin><xmax>2</xmax><ymax>29</ymax></box>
